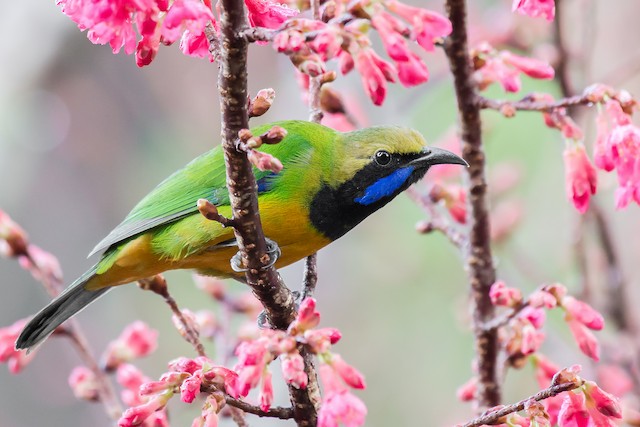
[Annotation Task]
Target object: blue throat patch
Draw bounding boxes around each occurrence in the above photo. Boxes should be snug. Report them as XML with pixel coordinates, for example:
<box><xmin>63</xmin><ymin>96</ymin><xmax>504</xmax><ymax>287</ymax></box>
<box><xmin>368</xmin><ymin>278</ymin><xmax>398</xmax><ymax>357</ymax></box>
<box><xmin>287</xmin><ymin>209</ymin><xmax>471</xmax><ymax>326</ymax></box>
<box><xmin>354</xmin><ymin>166</ymin><xmax>415</xmax><ymax>206</ymax></box>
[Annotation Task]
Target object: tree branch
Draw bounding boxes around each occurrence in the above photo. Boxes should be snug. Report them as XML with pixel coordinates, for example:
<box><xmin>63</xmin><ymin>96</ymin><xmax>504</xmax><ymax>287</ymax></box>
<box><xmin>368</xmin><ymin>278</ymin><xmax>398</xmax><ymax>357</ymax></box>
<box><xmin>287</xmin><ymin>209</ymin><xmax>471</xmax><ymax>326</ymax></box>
<box><xmin>458</xmin><ymin>382</ymin><xmax>579</xmax><ymax>427</ymax></box>
<box><xmin>443</xmin><ymin>0</ymin><xmax>500</xmax><ymax>409</ymax></box>
<box><xmin>476</xmin><ymin>93</ymin><xmax>593</xmax><ymax>113</ymax></box>
<box><xmin>217</xmin><ymin>2</ymin><xmax>319</xmax><ymax>424</ymax></box>
<box><xmin>225</xmin><ymin>396</ymin><xmax>294</xmax><ymax>419</ymax></box>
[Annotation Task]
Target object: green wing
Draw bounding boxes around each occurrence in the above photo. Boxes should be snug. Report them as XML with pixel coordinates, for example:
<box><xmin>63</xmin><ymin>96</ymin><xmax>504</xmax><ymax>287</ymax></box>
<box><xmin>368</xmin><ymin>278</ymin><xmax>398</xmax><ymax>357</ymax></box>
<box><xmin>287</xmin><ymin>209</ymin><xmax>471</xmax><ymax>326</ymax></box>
<box><xmin>89</xmin><ymin>146</ymin><xmax>230</xmax><ymax>257</ymax></box>
<box><xmin>88</xmin><ymin>120</ymin><xmax>328</xmax><ymax>257</ymax></box>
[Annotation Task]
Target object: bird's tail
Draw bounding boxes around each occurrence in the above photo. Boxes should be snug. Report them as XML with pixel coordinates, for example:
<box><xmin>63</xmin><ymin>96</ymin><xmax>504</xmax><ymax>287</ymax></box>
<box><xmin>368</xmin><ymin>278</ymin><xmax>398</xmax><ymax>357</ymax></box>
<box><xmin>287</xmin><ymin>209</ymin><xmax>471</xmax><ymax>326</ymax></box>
<box><xmin>15</xmin><ymin>266</ymin><xmax>110</xmax><ymax>351</ymax></box>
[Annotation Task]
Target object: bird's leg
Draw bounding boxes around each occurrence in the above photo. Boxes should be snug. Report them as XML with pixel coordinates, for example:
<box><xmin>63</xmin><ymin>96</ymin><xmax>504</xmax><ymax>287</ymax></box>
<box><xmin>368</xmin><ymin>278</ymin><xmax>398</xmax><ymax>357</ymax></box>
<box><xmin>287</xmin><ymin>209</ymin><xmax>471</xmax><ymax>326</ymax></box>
<box><xmin>230</xmin><ymin>237</ymin><xmax>281</xmax><ymax>272</ymax></box>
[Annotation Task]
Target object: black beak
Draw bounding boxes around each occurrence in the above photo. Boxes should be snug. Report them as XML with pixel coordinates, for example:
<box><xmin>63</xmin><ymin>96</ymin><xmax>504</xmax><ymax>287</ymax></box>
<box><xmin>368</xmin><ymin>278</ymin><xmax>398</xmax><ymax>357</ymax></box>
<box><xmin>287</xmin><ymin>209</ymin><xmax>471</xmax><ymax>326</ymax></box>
<box><xmin>410</xmin><ymin>147</ymin><xmax>468</xmax><ymax>168</ymax></box>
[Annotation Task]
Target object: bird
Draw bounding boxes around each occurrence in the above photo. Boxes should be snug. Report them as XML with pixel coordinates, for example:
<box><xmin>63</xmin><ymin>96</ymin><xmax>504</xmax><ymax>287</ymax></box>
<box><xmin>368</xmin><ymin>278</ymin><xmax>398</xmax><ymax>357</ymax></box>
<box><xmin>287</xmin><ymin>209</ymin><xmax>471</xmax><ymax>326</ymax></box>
<box><xmin>16</xmin><ymin>120</ymin><xmax>466</xmax><ymax>350</ymax></box>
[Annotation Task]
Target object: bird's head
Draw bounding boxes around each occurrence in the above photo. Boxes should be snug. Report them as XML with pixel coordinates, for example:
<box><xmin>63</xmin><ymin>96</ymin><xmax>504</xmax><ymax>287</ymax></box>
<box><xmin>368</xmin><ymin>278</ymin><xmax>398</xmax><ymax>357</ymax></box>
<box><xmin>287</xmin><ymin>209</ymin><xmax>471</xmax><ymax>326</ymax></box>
<box><xmin>309</xmin><ymin>126</ymin><xmax>467</xmax><ymax>240</ymax></box>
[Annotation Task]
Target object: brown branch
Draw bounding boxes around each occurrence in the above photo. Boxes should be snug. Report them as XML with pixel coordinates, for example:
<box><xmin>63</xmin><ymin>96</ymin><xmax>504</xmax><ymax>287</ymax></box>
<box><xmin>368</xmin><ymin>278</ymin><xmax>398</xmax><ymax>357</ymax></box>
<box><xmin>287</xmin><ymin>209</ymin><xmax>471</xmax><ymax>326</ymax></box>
<box><xmin>217</xmin><ymin>2</ymin><xmax>318</xmax><ymax>424</ymax></box>
<box><xmin>139</xmin><ymin>275</ymin><xmax>208</xmax><ymax>358</ymax></box>
<box><xmin>553</xmin><ymin>0</ymin><xmax>576</xmax><ymax>99</ymax></box>
<box><xmin>408</xmin><ymin>187</ymin><xmax>468</xmax><ymax>249</ymax></box>
<box><xmin>225</xmin><ymin>396</ymin><xmax>294</xmax><ymax>419</ymax></box>
<box><xmin>481</xmin><ymin>300</ymin><xmax>530</xmax><ymax>332</ymax></box>
<box><xmin>443</xmin><ymin>0</ymin><xmax>500</xmax><ymax>409</ymax></box>
<box><xmin>458</xmin><ymin>382</ymin><xmax>579</xmax><ymax>427</ymax></box>
<box><xmin>476</xmin><ymin>93</ymin><xmax>593</xmax><ymax>113</ymax></box>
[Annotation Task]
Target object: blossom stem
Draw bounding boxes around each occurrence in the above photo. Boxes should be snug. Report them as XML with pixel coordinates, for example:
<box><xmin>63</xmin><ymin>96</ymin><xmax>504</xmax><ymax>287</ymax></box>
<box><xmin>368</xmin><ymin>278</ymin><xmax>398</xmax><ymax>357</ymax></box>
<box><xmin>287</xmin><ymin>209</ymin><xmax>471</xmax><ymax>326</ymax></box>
<box><xmin>476</xmin><ymin>93</ymin><xmax>594</xmax><ymax>113</ymax></box>
<box><xmin>443</xmin><ymin>0</ymin><xmax>500</xmax><ymax>409</ymax></box>
<box><xmin>459</xmin><ymin>382</ymin><xmax>579</xmax><ymax>427</ymax></box>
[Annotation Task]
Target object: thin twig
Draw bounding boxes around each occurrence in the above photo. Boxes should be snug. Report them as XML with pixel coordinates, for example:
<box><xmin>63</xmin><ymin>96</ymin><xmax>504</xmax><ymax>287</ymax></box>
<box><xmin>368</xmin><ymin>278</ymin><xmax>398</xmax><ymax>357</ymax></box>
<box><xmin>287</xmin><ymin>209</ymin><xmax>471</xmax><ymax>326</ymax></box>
<box><xmin>443</xmin><ymin>0</ymin><xmax>500</xmax><ymax>409</ymax></box>
<box><xmin>225</xmin><ymin>396</ymin><xmax>294</xmax><ymax>419</ymax></box>
<box><xmin>476</xmin><ymin>94</ymin><xmax>593</xmax><ymax>113</ymax></box>
<box><xmin>458</xmin><ymin>382</ymin><xmax>579</xmax><ymax>427</ymax></box>
<box><xmin>22</xmin><ymin>249</ymin><xmax>121</xmax><ymax>418</ymax></box>
<box><xmin>481</xmin><ymin>300</ymin><xmax>530</xmax><ymax>332</ymax></box>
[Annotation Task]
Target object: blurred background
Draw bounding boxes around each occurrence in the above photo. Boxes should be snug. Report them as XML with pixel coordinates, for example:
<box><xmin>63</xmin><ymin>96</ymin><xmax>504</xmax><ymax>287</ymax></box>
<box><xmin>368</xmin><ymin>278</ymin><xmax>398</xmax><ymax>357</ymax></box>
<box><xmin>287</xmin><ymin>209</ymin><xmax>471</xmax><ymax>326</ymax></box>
<box><xmin>2</xmin><ymin>0</ymin><xmax>640</xmax><ymax>426</ymax></box>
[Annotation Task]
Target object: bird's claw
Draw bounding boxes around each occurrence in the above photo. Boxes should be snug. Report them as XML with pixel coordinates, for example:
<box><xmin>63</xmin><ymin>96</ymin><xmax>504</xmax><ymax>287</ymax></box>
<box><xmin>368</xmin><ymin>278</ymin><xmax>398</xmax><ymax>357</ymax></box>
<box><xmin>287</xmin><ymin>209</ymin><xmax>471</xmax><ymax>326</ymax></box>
<box><xmin>230</xmin><ymin>238</ymin><xmax>281</xmax><ymax>273</ymax></box>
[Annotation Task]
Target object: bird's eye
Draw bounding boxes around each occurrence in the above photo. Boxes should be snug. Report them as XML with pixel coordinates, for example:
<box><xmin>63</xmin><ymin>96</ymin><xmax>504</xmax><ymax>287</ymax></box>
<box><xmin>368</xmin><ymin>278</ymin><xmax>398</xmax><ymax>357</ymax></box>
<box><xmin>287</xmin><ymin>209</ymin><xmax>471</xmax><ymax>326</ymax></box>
<box><xmin>374</xmin><ymin>150</ymin><xmax>391</xmax><ymax>166</ymax></box>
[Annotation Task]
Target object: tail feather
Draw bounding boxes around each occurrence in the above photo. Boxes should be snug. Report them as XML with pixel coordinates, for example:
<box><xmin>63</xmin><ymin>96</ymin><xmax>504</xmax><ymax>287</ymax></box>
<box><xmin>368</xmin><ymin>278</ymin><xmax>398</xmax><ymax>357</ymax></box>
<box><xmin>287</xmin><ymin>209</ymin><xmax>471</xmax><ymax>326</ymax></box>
<box><xmin>15</xmin><ymin>267</ymin><xmax>110</xmax><ymax>350</ymax></box>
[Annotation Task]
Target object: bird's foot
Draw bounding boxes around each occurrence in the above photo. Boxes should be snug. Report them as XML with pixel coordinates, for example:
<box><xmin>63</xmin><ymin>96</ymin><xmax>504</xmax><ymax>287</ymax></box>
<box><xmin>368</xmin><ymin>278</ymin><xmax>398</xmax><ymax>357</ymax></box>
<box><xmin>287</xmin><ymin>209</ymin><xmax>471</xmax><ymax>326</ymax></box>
<box><xmin>230</xmin><ymin>237</ymin><xmax>281</xmax><ymax>273</ymax></box>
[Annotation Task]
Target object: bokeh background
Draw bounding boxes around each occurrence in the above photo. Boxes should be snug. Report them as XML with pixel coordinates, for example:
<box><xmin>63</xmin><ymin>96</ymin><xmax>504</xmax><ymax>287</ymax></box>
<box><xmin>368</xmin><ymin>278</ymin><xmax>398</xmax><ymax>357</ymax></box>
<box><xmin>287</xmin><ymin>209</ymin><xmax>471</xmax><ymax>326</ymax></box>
<box><xmin>2</xmin><ymin>0</ymin><xmax>640</xmax><ymax>426</ymax></box>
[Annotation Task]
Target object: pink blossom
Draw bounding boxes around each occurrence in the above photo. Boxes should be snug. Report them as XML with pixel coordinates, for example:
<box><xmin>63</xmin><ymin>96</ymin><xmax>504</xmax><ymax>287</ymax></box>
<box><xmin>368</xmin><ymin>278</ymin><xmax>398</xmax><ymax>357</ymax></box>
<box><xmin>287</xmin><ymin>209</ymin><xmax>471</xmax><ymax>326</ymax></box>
<box><xmin>339</xmin><ymin>51</ymin><xmax>355</xmax><ymax>75</ymax></box>
<box><xmin>247</xmin><ymin>150</ymin><xmax>284</xmax><ymax>173</ymax></box>
<box><xmin>245</xmin><ymin>0</ymin><xmax>298</xmax><ymax>29</ymax></box>
<box><xmin>501</xmin><ymin>51</ymin><xmax>554</xmax><ymax>79</ymax></box>
<box><xmin>512</xmin><ymin>0</ymin><xmax>555</xmax><ymax>21</ymax></box>
<box><xmin>193</xmin><ymin>275</ymin><xmax>226</xmax><ymax>300</ymax></box>
<box><xmin>160</xmin><ymin>0</ymin><xmax>214</xmax><ymax>44</ymax></box>
<box><xmin>561</xmin><ymin>296</ymin><xmax>605</xmax><ymax>330</ymax></box>
<box><xmin>102</xmin><ymin>321</ymin><xmax>158</xmax><ymax>370</ymax></box>
<box><xmin>118</xmin><ymin>391</ymin><xmax>172</xmax><ymax>427</ymax></box>
<box><xmin>474</xmin><ymin>57</ymin><xmax>521</xmax><ymax>93</ymax></box>
<box><xmin>117</xmin><ymin>364</ymin><xmax>150</xmax><ymax>406</ymax></box>
<box><xmin>566</xmin><ymin>319</ymin><xmax>600</xmax><ymax>361</ymax></box>
<box><xmin>489</xmin><ymin>281</ymin><xmax>522</xmax><ymax>307</ymax></box>
<box><xmin>192</xmin><ymin>395</ymin><xmax>220</xmax><ymax>427</ymax></box>
<box><xmin>528</xmin><ymin>289</ymin><xmax>557</xmax><ymax>309</ymax></box>
<box><xmin>563</xmin><ymin>143</ymin><xmax>598</xmax><ymax>214</ymax></box>
<box><xmin>281</xmin><ymin>352</ymin><xmax>308</xmax><ymax>389</ymax></box>
<box><xmin>584</xmin><ymin>381</ymin><xmax>622</xmax><ymax>418</ymax></box>
<box><xmin>0</xmin><ymin>209</ymin><xmax>28</xmax><ymax>256</ymax></box>
<box><xmin>385</xmin><ymin>1</ymin><xmax>452</xmax><ymax>52</ymax></box>
<box><xmin>17</xmin><ymin>244</ymin><xmax>64</xmax><ymax>286</ymax></box>
<box><xmin>354</xmin><ymin>49</ymin><xmax>391</xmax><ymax>106</ymax></box>
<box><xmin>273</xmin><ymin>29</ymin><xmax>306</xmax><ymax>53</ymax></box>
<box><xmin>558</xmin><ymin>391</ymin><xmax>590</xmax><ymax>427</ymax></box>
<box><xmin>288</xmin><ymin>297</ymin><xmax>321</xmax><ymax>336</ymax></box>
<box><xmin>397</xmin><ymin>51</ymin><xmax>430</xmax><ymax>87</ymax></box>
<box><xmin>68</xmin><ymin>366</ymin><xmax>100</xmax><ymax>401</ymax></box>
<box><xmin>318</xmin><ymin>365</ymin><xmax>367</xmax><ymax>427</ymax></box>
<box><xmin>180</xmin><ymin>370</ymin><xmax>203</xmax><ymax>403</ymax></box>
<box><xmin>259</xmin><ymin>369</ymin><xmax>274</xmax><ymax>412</ymax></box>
<box><xmin>456</xmin><ymin>377</ymin><xmax>477</xmax><ymax>402</ymax></box>
<box><xmin>371</xmin><ymin>11</ymin><xmax>411</xmax><ymax>62</ymax></box>
<box><xmin>520</xmin><ymin>322</ymin><xmax>544</xmax><ymax>355</ymax></box>
<box><xmin>0</xmin><ymin>319</ymin><xmax>36</xmax><ymax>373</ymax></box>
<box><xmin>326</xmin><ymin>354</ymin><xmax>366</xmax><ymax>390</ymax></box>
<box><xmin>180</xmin><ymin>30</ymin><xmax>213</xmax><ymax>60</ymax></box>
<box><xmin>304</xmin><ymin>328</ymin><xmax>342</xmax><ymax>354</ymax></box>
<box><xmin>519</xmin><ymin>306</ymin><xmax>546</xmax><ymax>329</ymax></box>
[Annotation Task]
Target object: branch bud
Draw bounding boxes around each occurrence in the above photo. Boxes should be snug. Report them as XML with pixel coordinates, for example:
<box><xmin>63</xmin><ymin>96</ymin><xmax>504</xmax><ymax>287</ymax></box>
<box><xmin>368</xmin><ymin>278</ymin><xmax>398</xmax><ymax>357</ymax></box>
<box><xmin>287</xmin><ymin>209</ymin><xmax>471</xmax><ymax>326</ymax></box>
<box><xmin>249</xmin><ymin>88</ymin><xmax>276</xmax><ymax>118</ymax></box>
<box><xmin>260</xmin><ymin>126</ymin><xmax>287</xmax><ymax>145</ymax></box>
<box><xmin>320</xmin><ymin>86</ymin><xmax>346</xmax><ymax>114</ymax></box>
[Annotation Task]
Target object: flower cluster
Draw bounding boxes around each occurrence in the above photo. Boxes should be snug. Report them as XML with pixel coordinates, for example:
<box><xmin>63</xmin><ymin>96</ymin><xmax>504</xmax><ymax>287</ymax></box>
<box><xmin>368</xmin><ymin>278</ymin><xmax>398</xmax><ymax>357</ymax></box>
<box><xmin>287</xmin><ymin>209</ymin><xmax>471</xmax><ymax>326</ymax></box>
<box><xmin>102</xmin><ymin>321</ymin><xmax>159</xmax><ymax>371</ymax></box>
<box><xmin>112</xmin><ymin>298</ymin><xmax>365</xmax><ymax>427</ymax></box>
<box><xmin>491</xmin><ymin>282</ymin><xmax>604</xmax><ymax>363</ymax></box>
<box><xmin>274</xmin><ymin>0</ymin><xmax>451</xmax><ymax>105</ymax></box>
<box><xmin>471</xmin><ymin>42</ymin><xmax>554</xmax><ymax>93</ymax></box>
<box><xmin>0</xmin><ymin>319</ymin><xmax>37</xmax><ymax>374</ymax></box>
<box><xmin>57</xmin><ymin>0</ymin><xmax>297</xmax><ymax>67</ymax></box>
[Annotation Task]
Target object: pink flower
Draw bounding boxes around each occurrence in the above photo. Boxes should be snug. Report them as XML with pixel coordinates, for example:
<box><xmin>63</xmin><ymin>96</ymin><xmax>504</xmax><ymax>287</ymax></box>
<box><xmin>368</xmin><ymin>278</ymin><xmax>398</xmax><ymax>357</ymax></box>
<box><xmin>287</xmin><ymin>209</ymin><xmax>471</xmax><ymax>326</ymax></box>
<box><xmin>456</xmin><ymin>377</ymin><xmax>477</xmax><ymax>402</ymax></box>
<box><xmin>501</xmin><ymin>51</ymin><xmax>554</xmax><ymax>79</ymax></box>
<box><xmin>180</xmin><ymin>370</ymin><xmax>203</xmax><ymax>403</ymax></box>
<box><xmin>180</xmin><ymin>30</ymin><xmax>213</xmax><ymax>60</ymax></box>
<box><xmin>281</xmin><ymin>352</ymin><xmax>308</xmax><ymax>389</ymax></box>
<box><xmin>245</xmin><ymin>0</ymin><xmax>298</xmax><ymax>29</ymax></box>
<box><xmin>474</xmin><ymin>57</ymin><xmax>521</xmax><ymax>93</ymax></box>
<box><xmin>489</xmin><ymin>281</ymin><xmax>522</xmax><ymax>307</ymax></box>
<box><xmin>563</xmin><ymin>143</ymin><xmax>598</xmax><ymax>214</ymax></box>
<box><xmin>68</xmin><ymin>366</ymin><xmax>100</xmax><ymax>401</ymax></box>
<box><xmin>288</xmin><ymin>298</ymin><xmax>321</xmax><ymax>336</ymax></box>
<box><xmin>304</xmin><ymin>328</ymin><xmax>342</xmax><ymax>354</ymax></box>
<box><xmin>161</xmin><ymin>0</ymin><xmax>214</xmax><ymax>43</ymax></box>
<box><xmin>326</xmin><ymin>354</ymin><xmax>366</xmax><ymax>390</ymax></box>
<box><xmin>371</xmin><ymin>10</ymin><xmax>411</xmax><ymax>62</ymax></box>
<box><xmin>528</xmin><ymin>289</ymin><xmax>557</xmax><ymax>309</ymax></box>
<box><xmin>117</xmin><ymin>364</ymin><xmax>150</xmax><ymax>406</ymax></box>
<box><xmin>584</xmin><ymin>381</ymin><xmax>622</xmax><ymax>418</ymax></box>
<box><xmin>512</xmin><ymin>0</ymin><xmax>555</xmax><ymax>21</ymax></box>
<box><xmin>354</xmin><ymin>49</ymin><xmax>392</xmax><ymax>106</ymax></box>
<box><xmin>318</xmin><ymin>365</ymin><xmax>367</xmax><ymax>427</ymax></box>
<box><xmin>566</xmin><ymin>319</ymin><xmax>600</xmax><ymax>361</ymax></box>
<box><xmin>520</xmin><ymin>306</ymin><xmax>546</xmax><ymax>329</ymax></box>
<box><xmin>103</xmin><ymin>321</ymin><xmax>158</xmax><ymax>370</ymax></box>
<box><xmin>558</xmin><ymin>391</ymin><xmax>590</xmax><ymax>427</ymax></box>
<box><xmin>192</xmin><ymin>395</ymin><xmax>220</xmax><ymax>427</ymax></box>
<box><xmin>259</xmin><ymin>369</ymin><xmax>274</xmax><ymax>412</ymax></box>
<box><xmin>118</xmin><ymin>391</ymin><xmax>172</xmax><ymax>427</ymax></box>
<box><xmin>561</xmin><ymin>296</ymin><xmax>604</xmax><ymax>330</ymax></box>
<box><xmin>396</xmin><ymin>51</ymin><xmax>430</xmax><ymax>87</ymax></box>
<box><xmin>0</xmin><ymin>319</ymin><xmax>36</xmax><ymax>374</ymax></box>
<box><xmin>385</xmin><ymin>1</ymin><xmax>452</xmax><ymax>52</ymax></box>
